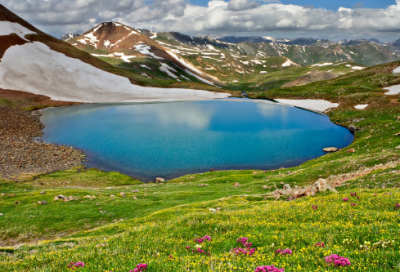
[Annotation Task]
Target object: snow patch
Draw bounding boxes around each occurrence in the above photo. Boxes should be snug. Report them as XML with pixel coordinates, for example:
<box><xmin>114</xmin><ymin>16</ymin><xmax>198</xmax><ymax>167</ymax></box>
<box><xmin>275</xmin><ymin>99</ymin><xmax>339</xmax><ymax>113</ymax></box>
<box><xmin>0</xmin><ymin>42</ymin><xmax>230</xmax><ymax>102</ymax></box>
<box><xmin>185</xmin><ymin>69</ymin><xmax>215</xmax><ymax>86</ymax></box>
<box><xmin>113</xmin><ymin>52</ymin><xmax>136</xmax><ymax>62</ymax></box>
<box><xmin>393</xmin><ymin>67</ymin><xmax>400</xmax><ymax>74</ymax></box>
<box><xmin>311</xmin><ymin>63</ymin><xmax>333</xmax><ymax>67</ymax></box>
<box><xmin>140</xmin><ymin>64</ymin><xmax>151</xmax><ymax>69</ymax></box>
<box><xmin>159</xmin><ymin>63</ymin><xmax>178</xmax><ymax>79</ymax></box>
<box><xmin>354</xmin><ymin>104</ymin><xmax>368</xmax><ymax>110</ymax></box>
<box><xmin>282</xmin><ymin>59</ymin><xmax>298</xmax><ymax>67</ymax></box>
<box><xmin>104</xmin><ymin>40</ymin><xmax>111</xmax><ymax>47</ymax></box>
<box><xmin>384</xmin><ymin>85</ymin><xmax>400</xmax><ymax>95</ymax></box>
<box><xmin>134</xmin><ymin>44</ymin><xmax>163</xmax><ymax>60</ymax></box>
<box><xmin>260</xmin><ymin>71</ymin><xmax>267</xmax><ymax>74</ymax></box>
<box><xmin>352</xmin><ymin>66</ymin><xmax>365</xmax><ymax>70</ymax></box>
<box><xmin>0</xmin><ymin>21</ymin><xmax>37</xmax><ymax>41</ymax></box>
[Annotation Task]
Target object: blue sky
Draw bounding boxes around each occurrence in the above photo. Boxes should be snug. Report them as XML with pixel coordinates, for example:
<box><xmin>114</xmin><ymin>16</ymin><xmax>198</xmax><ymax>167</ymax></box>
<box><xmin>190</xmin><ymin>0</ymin><xmax>396</xmax><ymax>10</ymax></box>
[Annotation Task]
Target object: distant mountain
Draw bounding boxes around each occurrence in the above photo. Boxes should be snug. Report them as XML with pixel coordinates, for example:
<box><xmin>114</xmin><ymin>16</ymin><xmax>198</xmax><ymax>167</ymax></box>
<box><xmin>60</xmin><ymin>33</ymin><xmax>81</xmax><ymax>41</ymax></box>
<box><xmin>0</xmin><ymin>5</ymin><xmax>228</xmax><ymax>103</ymax></box>
<box><xmin>217</xmin><ymin>36</ymin><xmax>272</xmax><ymax>44</ymax></box>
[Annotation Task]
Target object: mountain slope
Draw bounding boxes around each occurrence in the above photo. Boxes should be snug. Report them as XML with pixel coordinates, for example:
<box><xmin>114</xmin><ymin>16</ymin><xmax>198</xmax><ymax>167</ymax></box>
<box><xmin>0</xmin><ymin>5</ymin><xmax>229</xmax><ymax>103</ymax></box>
<box><xmin>66</xmin><ymin>23</ymin><xmax>222</xmax><ymax>86</ymax></box>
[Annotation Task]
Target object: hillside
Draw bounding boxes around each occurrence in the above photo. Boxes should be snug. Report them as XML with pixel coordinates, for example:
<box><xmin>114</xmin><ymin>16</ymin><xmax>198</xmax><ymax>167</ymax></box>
<box><xmin>1</xmin><ymin>58</ymin><xmax>400</xmax><ymax>271</ymax></box>
<box><xmin>67</xmin><ymin>27</ymin><xmax>364</xmax><ymax>91</ymax></box>
<box><xmin>0</xmin><ymin>5</ymin><xmax>230</xmax><ymax>103</ymax></box>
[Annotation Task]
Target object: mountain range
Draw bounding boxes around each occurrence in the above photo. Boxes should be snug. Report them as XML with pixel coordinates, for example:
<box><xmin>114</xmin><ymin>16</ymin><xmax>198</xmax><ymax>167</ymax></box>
<box><xmin>0</xmin><ymin>5</ymin><xmax>229</xmax><ymax>103</ymax></box>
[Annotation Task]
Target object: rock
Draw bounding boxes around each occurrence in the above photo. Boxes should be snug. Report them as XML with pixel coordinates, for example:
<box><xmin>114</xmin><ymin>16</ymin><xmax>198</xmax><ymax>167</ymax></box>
<box><xmin>83</xmin><ymin>195</ymin><xmax>92</xmax><ymax>199</ymax></box>
<box><xmin>133</xmin><ymin>196</ymin><xmax>137</xmax><ymax>200</ymax></box>
<box><xmin>198</xmin><ymin>184</ymin><xmax>209</xmax><ymax>187</ymax></box>
<box><xmin>54</xmin><ymin>196</ymin><xmax>59</xmax><ymax>201</ymax></box>
<box><xmin>395</xmin><ymin>132</ymin><xmax>400</xmax><ymax>136</ymax></box>
<box><xmin>14</xmin><ymin>201</ymin><xmax>20</xmax><ymax>205</ymax></box>
<box><xmin>110</xmin><ymin>195</ymin><xmax>116</xmax><ymax>198</ymax></box>
<box><xmin>155</xmin><ymin>177</ymin><xmax>165</xmax><ymax>183</ymax></box>
<box><xmin>120</xmin><ymin>192</ymin><xmax>126</xmax><ymax>197</ymax></box>
<box><xmin>0</xmin><ymin>193</ymin><xmax>4</xmax><ymax>196</ymax></box>
<box><xmin>396</xmin><ymin>146</ymin><xmax>400</xmax><ymax>149</ymax></box>
<box><xmin>64</xmin><ymin>196</ymin><xmax>75</xmax><ymax>202</ymax></box>
<box><xmin>252</xmin><ymin>172</ymin><xmax>258</xmax><ymax>174</ymax></box>
<box><xmin>37</xmin><ymin>201</ymin><xmax>48</xmax><ymax>205</ymax></box>
<box><xmin>347</xmin><ymin>148</ymin><xmax>356</xmax><ymax>153</ymax></box>
<box><xmin>314</xmin><ymin>179</ymin><xmax>337</xmax><ymax>193</ymax></box>
<box><xmin>233</xmin><ymin>182</ymin><xmax>241</xmax><ymax>188</ymax></box>
<box><xmin>348</xmin><ymin>125</ymin><xmax>359</xmax><ymax>132</ymax></box>
<box><xmin>0</xmin><ymin>213</ymin><xmax>3</xmax><ymax>216</ymax></box>
<box><xmin>40</xmin><ymin>191</ymin><xmax>46</xmax><ymax>195</ymax></box>
<box><xmin>323</xmin><ymin>147</ymin><xmax>338</xmax><ymax>152</ymax></box>
<box><xmin>29</xmin><ymin>250</ymin><xmax>38</xmax><ymax>254</ymax></box>
<box><xmin>283</xmin><ymin>184</ymin><xmax>291</xmax><ymax>190</ymax></box>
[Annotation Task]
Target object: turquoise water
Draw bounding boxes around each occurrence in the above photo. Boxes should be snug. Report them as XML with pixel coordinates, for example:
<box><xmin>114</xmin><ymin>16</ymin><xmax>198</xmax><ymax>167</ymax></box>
<box><xmin>40</xmin><ymin>99</ymin><xmax>354</xmax><ymax>181</ymax></box>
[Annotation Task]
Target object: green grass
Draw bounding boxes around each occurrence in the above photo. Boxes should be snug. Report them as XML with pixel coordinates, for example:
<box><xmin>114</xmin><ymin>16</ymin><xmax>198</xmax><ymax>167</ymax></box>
<box><xmin>1</xmin><ymin>61</ymin><xmax>400</xmax><ymax>271</ymax></box>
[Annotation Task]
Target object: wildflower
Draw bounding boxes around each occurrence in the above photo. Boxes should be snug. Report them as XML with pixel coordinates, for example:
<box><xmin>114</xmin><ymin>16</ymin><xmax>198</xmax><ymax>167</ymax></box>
<box><xmin>131</xmin><ymin>263</ymin><xmax>147</xmax><ymax>272</ymax></box>
<box><xmin>314</xmin><ymin>242</ymin><xmax>325</xmax><ymax>248</ymax></box>
<box><xmin>275</xmin><ymin>249</ymin><xmax>292</xmax><ymax>255</ymax></box>
<box><xmin>395</xmin><ymin>203</ymin><xmax>400</xmax><ymax>210</ymax></box>
<box><xmin>68</xmin><ymin>262</ymin><xmax>85</xmax><ymax>269</ymax></box>
<box><xmin>351</xmin><ymin>203</ymin><xmax>357</xmax><ymax>206</ymax></box>
<box><xmin>232</xmin><ymin>247</ymin><xmax>256</xmax><ymax>256</ymax></box>
<box><xmin>312</xmin><ymin>205</ymin><xmax>318</xmax><ymax>210</ymax></box>
<box><xmin>194</xmin><ymin>235</ymin><xmax>211</xmax><ymax>244</ymax></box>
<box><xmin>324</xmin><ymin>254</ymin><xmax>351</xmax><ymax>267</ymax></box>
<box><xmin>255</xmin><ymin>265</ymin><xmax>285</xmax><ymax>272</ymax></box>
<box><xmin>343</xmin><ymin>198</ymin><xmax>349</xmax><ymax>202</ymax></box>
<box><xmin>351</xmin><ymin>192</ymin><xmax>357</xmax><ymax>197</ymax></box>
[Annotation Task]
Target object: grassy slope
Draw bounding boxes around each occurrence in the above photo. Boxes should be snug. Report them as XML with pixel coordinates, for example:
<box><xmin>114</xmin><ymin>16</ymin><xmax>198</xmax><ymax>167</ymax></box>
<box><xmin>1</xmin><ymin>62</ymin><xmax>400</xmax><ymax>271</ymax></box>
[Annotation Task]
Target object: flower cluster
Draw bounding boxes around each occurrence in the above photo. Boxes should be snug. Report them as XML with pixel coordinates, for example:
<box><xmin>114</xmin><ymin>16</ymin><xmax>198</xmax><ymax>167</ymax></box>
<box><xmin>67</xmin><ymin>262</ymin><xmax>85</xmax><ymax>269</ymax></box>
<box><xmin>324</xmin><ymin>254</ymin><xmax>351</xmax><ymax>267</ymax></box>
<box><xmin>395</xmin><ymin>203</ymin><xmax>400</xmax><ymax>210</ymax></box>
<box><xmin>343</xmin><ymin>198</ymin><xmax>349</xmax><ymax>202</ymax></box>
<box><xmin>130</xmin><ymin>263</ymin><xmax>147</xmax><ymax>272</ymax></box>
<box><xmin>351</xmin><ymin>192</ymin><xmax>357</xmax><ymax>197</ymax></box>
<box><xmin>314</xmin><ymin>242</ymin><xmax>325</xmax><ymax>248</ymax></box>
<box><xmin>186</xmin><ymin>246</ymin><xmax>210</xmax><ymax>255</ymax></box>
<box><xmin>232</xmin><ymin>237</ymin><xmax>257</xmax><ymax>256</ymax></box>
<box><xmin>194</xmin><ymin>235</ymin><xmax>211</xmax><ymax>244</ymax></box>
<box><xmin>255</xmin><ymin>265</ymin><xmax>285</xmax><ymax>272</ymax></box>
<box><xmin>312</xmin><ymin>205</ymin><xmax>318</xmax><ymax>210</ymax></box>
<box><xmin>351</xmin><ymin>203</ymin><xmax>357</xmax><ymax>206</ymax></box>
<box><xmin>275</xmin><ymin>249</ymin><xmax>292</xmax><ymax>255</ymax></box>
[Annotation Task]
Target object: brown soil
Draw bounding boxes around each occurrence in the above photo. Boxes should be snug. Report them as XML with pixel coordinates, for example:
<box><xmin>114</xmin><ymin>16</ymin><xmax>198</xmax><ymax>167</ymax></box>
<box><xmin>0</xmin><ymin>89</ymin><xmax>83</xmax><ymax>180</ymax></box>
<box><xmin>283</xmin><ymin>70</ymin><xmax>337</xmax><ymax>87</ymax></box>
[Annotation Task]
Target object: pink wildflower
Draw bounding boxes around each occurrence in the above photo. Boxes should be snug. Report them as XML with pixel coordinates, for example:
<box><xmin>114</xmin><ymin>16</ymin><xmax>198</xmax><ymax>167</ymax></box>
<box><xmin>324</xmin><ymin>254</ymin><xmax>351</xmax><ymax>267</ymax></box>
<box><xmin>68</xmin><ymin>262</ymin><xmax>85</xmax><ymax>269</ymax></box>
<box><xmin>351</xmin><ymin>203</ymin><xmax>357</xmax><ymax>206</ymax></box>
<box><xmin>351</xmin><ymin>192</ymin><xmax>357</xmax><ymax>197</ymax></box>
<box><xmin>194</xmin><ymin>235</ymin><xmax>211</xmax><ymax>244</ymax></box>
<box><xmin>312</xmin><ymin>205</ymin><xmax>318</xmax><ymax>210</ymax></box>
<box><xmin>132</xmin><ymin>263</ymin><xmax>148</xmax><ymax>272</ymax></box>
<box><xmin>343</xmin><ymin>198</ymin><xmax>349</xmax><ymax>202</ymax></box>
<box><xmin>275</xmin><ymin>248</ymin><xmax>292</xmax><ymax>255</ymax></box>
<box><xmin>232</xmin><ymin>247</ymin><xmax>256</xmax><ymax>256</ymax></box>
<box><xmin>314</xmin><ymin>242</ymin><xmax>325</xmax><ymax>248</ymax></box>
<box><xmin>255</xmin><ymin>265</ymin><xmax>285</xmax><ymax>272</ymax></box>
<box><xmin>395</xmin><ymin>203</ymin><xmax>400</xmax><ymax>210</ymax></box>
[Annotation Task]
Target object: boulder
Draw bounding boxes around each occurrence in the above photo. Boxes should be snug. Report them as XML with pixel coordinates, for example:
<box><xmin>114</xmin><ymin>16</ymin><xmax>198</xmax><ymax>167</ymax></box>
<box><xmin>0</xmin><ymin>213</ymin><xmax>3</xmax><ymax>216</ymax></box>
<box><xmin>120</xmin><ymin>192</ymin><xmax>126</xmax><ymax>197</ymax></box>
<box><xmin>110</xmin><ymin>195</ymin><xmax>116</xmax><ymax>198</ymax></box>
<box><xmin>347</xmin><ymin>148</ymin><xmax>356</xmax><ymax>153</ymax></box>
<box><xmin>323</xmin><ymin>147</ymin><xmax>338</xmax><ymax>152</ymax></box>
<box><xmin>40</xmin><ymin>191</ymin><xmax>46</xmax><ymax>195</ymax></box>
<box><xmin>133</xmin><ymin>196</ymin><xmax>137</xmax><ymax>200</ymax></box>
<box><xmin>314</xmin><ymin>179</ymin><xmax>337</xmax><ymax>193</ymax></box>
<box><xmin>283</xmin><ymin>184</ymin><xmax>291</xmax><ymax>190</ymax></box>
<box><xmin>155</xmin><ymin>177</ymin><xmax>165</xmax><ymax>183</ymax></box>
<box><xmin>395</xmin><ymin>132</ymin><xmax>400</xmax><ymax>136</ymax></box>
<box><xmin>37</xmin><ymin>201</ymin><xmax>48</xmax><ymax>205</ymax></box>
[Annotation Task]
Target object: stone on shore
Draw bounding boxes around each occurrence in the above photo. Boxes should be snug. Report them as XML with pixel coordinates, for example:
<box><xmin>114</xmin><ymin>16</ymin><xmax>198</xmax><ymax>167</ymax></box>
<box><xmin>323</xmin><ymin>147</ymin><xmax>338</xmax><ymax>152</ymax></box>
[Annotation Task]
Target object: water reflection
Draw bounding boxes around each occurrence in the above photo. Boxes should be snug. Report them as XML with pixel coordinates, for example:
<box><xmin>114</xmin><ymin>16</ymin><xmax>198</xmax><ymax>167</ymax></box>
<box><xmin>40</xmin><ymin>99</ymin><xmax>354</xmax><ymax>181</ymax></box>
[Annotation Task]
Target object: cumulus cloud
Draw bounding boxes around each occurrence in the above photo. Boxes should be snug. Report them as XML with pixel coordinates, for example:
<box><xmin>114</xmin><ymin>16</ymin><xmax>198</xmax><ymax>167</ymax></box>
<box><xmin>1</xmin><ymin>0</ymin><xmax>400</xmax><ymax>39</ymax></box>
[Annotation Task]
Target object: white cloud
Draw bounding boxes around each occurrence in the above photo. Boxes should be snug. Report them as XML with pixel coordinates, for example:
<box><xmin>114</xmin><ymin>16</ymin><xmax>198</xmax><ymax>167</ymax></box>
<box><xmin>2</xmin><ymin>0</ymin><xmax>400</xmax><ymax>40</ymax></box>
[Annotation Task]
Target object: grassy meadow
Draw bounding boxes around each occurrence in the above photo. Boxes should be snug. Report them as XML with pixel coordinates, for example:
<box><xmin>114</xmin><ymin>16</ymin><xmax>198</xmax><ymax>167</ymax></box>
<box><xmin>1</xmin><ymin>61</ymin><xmax>400</xmax><ymax>271</ymax></box>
